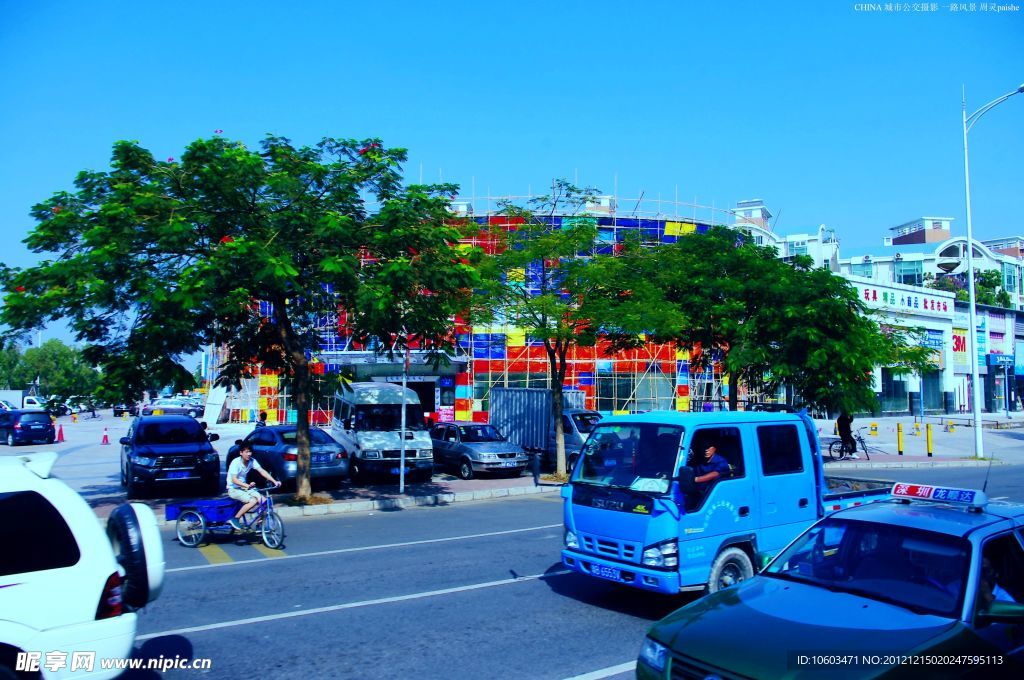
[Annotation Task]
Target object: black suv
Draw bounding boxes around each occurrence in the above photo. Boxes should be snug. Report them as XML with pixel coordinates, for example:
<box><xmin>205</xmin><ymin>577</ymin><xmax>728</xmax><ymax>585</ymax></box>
<box><xmin>119</xmin><ymin>415</ymin><xmax>220</xmax><ymax>498</ymax></box>
<box><xmin>0</xmin><ymin>409</ymin><xmax>56</xmax><ymax>446</ymax></box>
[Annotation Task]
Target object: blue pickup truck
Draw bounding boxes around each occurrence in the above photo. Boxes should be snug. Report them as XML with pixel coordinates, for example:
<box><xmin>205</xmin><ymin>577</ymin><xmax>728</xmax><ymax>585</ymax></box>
<box><xmin>560</xmin><ymin>410</ymin><xmax>890</xmax><ymax>594</ymax></box>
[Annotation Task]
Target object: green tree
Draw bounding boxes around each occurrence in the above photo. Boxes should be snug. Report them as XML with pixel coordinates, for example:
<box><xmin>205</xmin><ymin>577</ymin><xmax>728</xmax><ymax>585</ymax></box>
<box><xmin>1</xmin><ymin>135</ymin><xmax>476</xmax><ymax>499</ymax></box>
<box><xmin>0</xmin><ymin>341</ymin><xmax>21</xmax><ymax>390</ymax></box>
<box><xmin>924</xmin><ymin>270</ymin><xmax>1012</xmax><ymax>308</ymax></box>
<box><xmin>12</xmin><ymin>339</ymin><xmax>100</xmax><ymax>401</ymax></box>
<box><xmin>473</xmin><ymin>181</ymin><xmax>615</xmax><ymax>475</ymax></box>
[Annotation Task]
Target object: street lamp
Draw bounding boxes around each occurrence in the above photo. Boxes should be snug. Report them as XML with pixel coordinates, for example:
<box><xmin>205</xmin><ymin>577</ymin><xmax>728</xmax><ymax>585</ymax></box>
<box><xmin>961</xmin><ymin>82</ymin><xmax>1024</xmax><ymax>459</ymax></box>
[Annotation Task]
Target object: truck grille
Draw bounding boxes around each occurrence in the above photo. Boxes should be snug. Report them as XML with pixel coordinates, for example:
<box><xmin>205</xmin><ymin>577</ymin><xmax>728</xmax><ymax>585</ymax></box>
<box><xmin>581</xmin><ymin>534</ymin><xmax>638</xmax><ymax>562</ymax></box>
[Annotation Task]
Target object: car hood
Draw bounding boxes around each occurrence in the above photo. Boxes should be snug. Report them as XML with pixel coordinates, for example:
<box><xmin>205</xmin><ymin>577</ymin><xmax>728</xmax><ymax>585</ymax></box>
<box><xmin>463</xmin><ymin>441</ymin><xmax>524</xmax><ymax>454</ymax></box>
<box><xmin>649</xmin><ymin>577</ymin><xmax>960</xmax><ymax>677</ymax></box>
<box><xmin>354</xmin><ymin>432</ymin><xmax>432</xmax><ymax>449</ymax></box>
<box><xmin>132</xmin><ymin>442</ymin><xmax>214</xmax><ymax>456</ymax></box>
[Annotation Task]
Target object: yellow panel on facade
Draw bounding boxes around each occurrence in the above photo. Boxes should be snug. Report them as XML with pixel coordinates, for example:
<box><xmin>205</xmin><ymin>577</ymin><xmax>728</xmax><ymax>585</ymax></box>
<box><xmin>257</xmin><ymin>397</ymin><xmax>269</xmax><ymax>409</ymax></box>
<box><xmin>613</xmin><ymin>409</ymin><xmax>630</xmax><ymax>416</ymax></box>
<box><xmin>266</xmin><ymin>411</ymin><xmax>279</xmax><ymax>424</ymax></box>
<box><xmin>506</xmin><ymin>329</ymin><xmax>526</xmax><ymax>347</ymax></box>
<box><xmin>675</xmin><ymin>349</ymin><xmax>690</xmax><ymax>360</ymax></box>
<box><xmin>259</xmin><ymin>374</ymin><xmax>278</xmax><ymax>388</ymax></box>
<box><xmin>507</xmin><ymin>268</ymin><xmax>525</xmax><ymax>282</ymax></box>
<box><xmin>455</xmin><ymin>410</ymin><xmax>472</xmax><ymax>421</ymax></box>
<box><xmin>679</xmin><ymin>222</ymin><xmax>696</xmax><ymax>234</ymax></box>
<box><xmin>677</xmin><ymin>397</ymin><xmax>690</xmax><ymax>411</ymax></box>
<box><xmin>665</xmin><ymin>222</ymin><xmax>682</xmax><ymax>236</ymax></box>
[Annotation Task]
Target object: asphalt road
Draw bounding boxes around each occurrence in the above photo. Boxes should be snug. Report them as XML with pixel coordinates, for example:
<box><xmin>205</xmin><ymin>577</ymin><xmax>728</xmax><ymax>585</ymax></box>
<box><xmin>837</xmin><ymin>464</ymin><xmax>1024</xmax><ymax>501</ymax></box>
<box><xmin>131</xmin><ymin>494</ymin><xmax>680</xmax><ymax>680</ymax></box>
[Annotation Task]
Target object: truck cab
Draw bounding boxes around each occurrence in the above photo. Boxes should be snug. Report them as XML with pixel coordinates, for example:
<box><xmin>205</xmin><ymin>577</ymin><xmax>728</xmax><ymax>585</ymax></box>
<box><xmin>561</xmin><ymin>411</ymin><xmax>888</xmax><ymax>595</ymax></box>
<box><xmin>331</xmin><ymin>382</ymin><xmax>434</xmax><ymax>483</ymax></box>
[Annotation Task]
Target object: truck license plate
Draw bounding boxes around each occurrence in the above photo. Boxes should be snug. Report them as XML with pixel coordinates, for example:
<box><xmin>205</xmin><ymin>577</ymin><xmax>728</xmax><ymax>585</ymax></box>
<box><xmin>591</xmin><ymin>565</ymin><xmax>621</xmax><ymax>581</ymax></box>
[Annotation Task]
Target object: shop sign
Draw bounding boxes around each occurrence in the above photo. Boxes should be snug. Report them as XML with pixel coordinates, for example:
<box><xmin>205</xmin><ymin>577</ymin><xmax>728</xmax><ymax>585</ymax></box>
<box><xmin>986</xmin><ymin>353</ymin><xmax>1014</xmax><ymax>367</ymax></box>
<box><xmin>858</xmin><ymin>285</ymin><xmax>952</xmax><ymax>317</ymax></box>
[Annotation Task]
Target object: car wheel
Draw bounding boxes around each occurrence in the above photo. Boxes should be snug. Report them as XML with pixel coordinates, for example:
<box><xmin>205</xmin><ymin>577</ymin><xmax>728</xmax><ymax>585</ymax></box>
<box><xmin>707</xmin><ymin>547</ymin><xmax>754</xmax><ymax>594</ymax></box>
<box><xmin>120</xmin><ymin>460</ymin><xmax>127</xmax><ymax>487</ymax></box>
<box><xmin>6</xmin><ymin>433</ymin><xmax>14</xmax><ymax>447</ymax></box>
<box><xmin>458</xmin><ymin>458</ymin><xmax>474</xmax><ymax>480</ymax></box>
<box><xmin>107</xmin><ymin>503</ymin><xmax>165</xmax><ymax>609</ymax></box>
<box><xmin>125</xmin><ymin>469</ymin><xmax>142</xmax><ymax>500</ymax></box>
<box><xmin>187</xmin><ymin>409</ymin><xmax>197</xmax><ymax>418</ymax></box>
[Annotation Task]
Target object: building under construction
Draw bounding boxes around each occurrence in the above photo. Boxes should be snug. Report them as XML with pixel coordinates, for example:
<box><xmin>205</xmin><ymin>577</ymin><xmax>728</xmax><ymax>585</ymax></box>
<box><xmin>205</xmin><ymin>195</ymin><xmax>751</xmax><ymax>424</ymax></box>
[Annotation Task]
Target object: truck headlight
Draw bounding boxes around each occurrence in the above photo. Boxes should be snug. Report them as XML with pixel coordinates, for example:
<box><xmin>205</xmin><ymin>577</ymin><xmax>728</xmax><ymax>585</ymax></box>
<box><xmin>638</xmin><ymin>637</ymin><xmax>668</xmax><ymax>673</ymax></box>
<box><xmin>564</xmin><ymin>530</ymin><xmax>579</xmax><ymax>550</ymax></box>
<box><xmin>363</xmin><ymin>450</ymin><xmax>381</xmax><ymax>459</ymax></box>
<box><xmin>642</xmin><ymin>539</ymin><xmax>679</xmax><ymax>568</ymax></box>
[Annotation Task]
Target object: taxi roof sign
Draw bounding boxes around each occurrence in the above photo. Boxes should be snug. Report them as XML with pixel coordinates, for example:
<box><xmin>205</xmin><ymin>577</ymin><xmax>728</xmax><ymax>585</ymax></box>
<box><xmin>891</xmin><ymin>482</ymin><xmax>988</xmax><ymax>509</ymax></box>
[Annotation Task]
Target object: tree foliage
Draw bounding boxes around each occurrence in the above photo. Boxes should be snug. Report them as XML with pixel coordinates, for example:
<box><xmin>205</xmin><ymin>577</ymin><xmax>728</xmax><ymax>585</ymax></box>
<box><xmin>1</xmin><ymin>135</ymin><xmax>477</xmax><ymax>498</ymax></box>
<box><xmin>925</xmin><ymin>270</ymin><xmax>1012</xmax><ymax>308</ymax></box>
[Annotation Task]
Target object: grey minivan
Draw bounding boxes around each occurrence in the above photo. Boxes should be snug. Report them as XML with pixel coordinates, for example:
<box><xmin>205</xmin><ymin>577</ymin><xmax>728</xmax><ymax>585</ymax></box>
<box><xmin>430</xmin><ymin>422</ymin><xmax>528</xmax><ymax>479</ymax></box>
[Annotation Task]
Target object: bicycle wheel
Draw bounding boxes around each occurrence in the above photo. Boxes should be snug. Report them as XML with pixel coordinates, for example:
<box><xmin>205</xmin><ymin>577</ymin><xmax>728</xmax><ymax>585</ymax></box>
<box><xmin>176</xmin><ymin>510</ymin><xmax>206</xmax><ymax>548</ymax></box>
<box><xmin>858</xmin><ymin>439</ymin><xmax>870</xmax><ymax>461</ymax></box>
<box><xmin>828</xmin><ymin>440</ymin><xmax>847</xmax><ymax>461</ymax></box>
<box><xmin>261</xmin><ymin>511</ymin><xmax>284</xmax><ymax>549</ymax></box>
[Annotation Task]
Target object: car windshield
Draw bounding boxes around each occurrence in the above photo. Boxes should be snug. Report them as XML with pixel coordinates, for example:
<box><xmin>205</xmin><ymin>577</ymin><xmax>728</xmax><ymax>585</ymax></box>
<box><xmin>572</xmin><ymin>412</ymin><xmax>602</xmax><ymax>433</ymax></box>
<box><xmin>573</xmin><ymin>423</ymin><xmax>683</xmax><ymax>494</ymax></box>
<box><xmin>136</xmin><ymin>420</ymin><xmax>207</xmax><ymax>444</ymax></box>
<box><xmin>280</xmin><ymin>429</ymin><xmax>333</xmax><ymax>445</ymax></box>
<box><xmin>764</xmin><ymin>518</ymin><xmax>970</xmax><ymax>618</ymax></box>
<box><xmin>353</xmin><ymin>404</ymin><xmax>426</xmax><ymax>431</ymax></box>
<box><xmin>458</xmin><ymin>424</ymin><xmax>502</xmax><ymax>442</ymax></box>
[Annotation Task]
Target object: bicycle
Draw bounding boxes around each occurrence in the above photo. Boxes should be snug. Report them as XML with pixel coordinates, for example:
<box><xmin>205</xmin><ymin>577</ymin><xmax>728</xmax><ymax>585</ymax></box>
<box><xmin>171</xmin><ymin>485</ymin><xmax>285</xmax><ymax>549</ymax></box>
<box><xmin>79</xmin><ymin>410</ymin><xmax>102</xmax><ymax>421</ymax></box>
<box><xmin>828</xmin><ymin>427</ymin><xmax>876</xmax><ymax>462</ymax></box>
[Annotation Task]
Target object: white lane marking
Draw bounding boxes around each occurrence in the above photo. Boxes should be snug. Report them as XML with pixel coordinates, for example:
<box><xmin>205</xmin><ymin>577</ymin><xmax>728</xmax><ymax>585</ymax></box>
<box><xmin>138</xmin><ymin>569</ymin><xmax>571</xmax><ymax>640</ymax></box>
<box><xmin>166</xmin><ymin>523</ymin><xmax>563</xmax><ymax>573</ymax></box>
<box><xmin>562</xmin><ymin>661</ymin><xmax>636</xmax><ymax>680</ymax></box>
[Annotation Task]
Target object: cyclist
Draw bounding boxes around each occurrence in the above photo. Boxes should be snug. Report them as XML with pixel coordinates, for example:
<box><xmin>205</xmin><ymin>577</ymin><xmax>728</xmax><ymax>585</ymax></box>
<box><xmin>836</xmin><ymin>412</ymin><xmax>859</xmax><ymax>460</ymax></box>
<box><xmin>227</xmin><ymin>442</ymin><xmax>280</xmax><ymax>531</ymax></box>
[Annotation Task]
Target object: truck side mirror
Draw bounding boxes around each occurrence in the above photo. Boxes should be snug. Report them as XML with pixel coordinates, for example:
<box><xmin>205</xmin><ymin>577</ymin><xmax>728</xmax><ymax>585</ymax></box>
<box><xmin>208</xmin><ymin>433</ymin><xmax>220</xmax><ymax>442</ymax></box>
<box><xmin>345</xmin><ymin>417</ymin><xmax>353</xmax><ymax>431</ymax></box>
<box><xmin>675</xmin><ymin>467</ymin><xmax>697</xmax><ymax>495</ymax></box>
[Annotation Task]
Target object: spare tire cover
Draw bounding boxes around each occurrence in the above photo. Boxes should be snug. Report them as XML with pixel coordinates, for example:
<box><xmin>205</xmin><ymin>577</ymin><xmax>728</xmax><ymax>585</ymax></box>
<box><xmin>107</xmin><ymin>503</ymin><xmax>165</xmax><ymax>609</ymax></box>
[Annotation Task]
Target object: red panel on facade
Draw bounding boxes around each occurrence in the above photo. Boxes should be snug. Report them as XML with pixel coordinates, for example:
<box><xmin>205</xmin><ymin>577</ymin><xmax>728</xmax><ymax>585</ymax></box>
<box><xmin>455</xmin><ymin>372</ymin><xmax>470</xmax><ymax>386</ymax></box>
<box><xmin>506</xmin><ymin>360</ymin><xmax>528</xmax><ymax>373</ymax></box>
<box><xmin>677</xmin><ymin>384</ymin><xmax>689</xmax><ymax>397</ymax></box>
<box><xmin>472</xmin><ymin>411</ymin><xmax>489</xmax><ymax>423</ymax></box>
<box><xmin>659</xmin><ymin>361</ymin><xmax>676</xmax><ymax>374</ymax></box>
<box><xmin>455</xmin><ymin>398</ymin><xmax>472</xmax><ymax>412</ymax></box>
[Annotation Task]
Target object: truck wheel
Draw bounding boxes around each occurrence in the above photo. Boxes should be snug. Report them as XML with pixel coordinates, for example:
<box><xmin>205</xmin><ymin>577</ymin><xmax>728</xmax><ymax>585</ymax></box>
<box><xmin>350</xmin><ymin>458</ymin><xmax>365</xmax><ymax>484</ymax></box>
<box><xmin>707</xmin><ymin>547</ymin><xmax>754</xmax><ymax>593</ymax></box>
<box><xmin>458</xmin><ymin>458</ymin><xmax>474</xmax><ymax>480</ymax></box>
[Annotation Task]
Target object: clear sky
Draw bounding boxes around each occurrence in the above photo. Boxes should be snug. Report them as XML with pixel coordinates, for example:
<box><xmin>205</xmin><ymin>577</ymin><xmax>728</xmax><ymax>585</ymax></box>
<box><xmin>1</xmin><ymin>1</ymin><xmax>1021</xmax><ymax>300</ymax></box>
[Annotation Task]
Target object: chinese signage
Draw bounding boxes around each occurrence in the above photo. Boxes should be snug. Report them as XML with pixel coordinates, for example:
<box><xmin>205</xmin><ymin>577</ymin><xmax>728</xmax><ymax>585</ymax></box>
<box><xmin>856</xmin><ymin>284</ymin><xmax>953</xmax><ymax>318</ymax></box>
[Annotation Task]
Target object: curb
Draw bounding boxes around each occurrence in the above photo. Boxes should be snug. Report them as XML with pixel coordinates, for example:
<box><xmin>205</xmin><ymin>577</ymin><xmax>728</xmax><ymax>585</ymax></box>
<box><xmin>824</xmin><ymin>459</ymin><xmax>1010</xmax><ymax>470</ymax></box>
<box><xmin>160</xmin><ymin>483</ymin><xmax>562</xmax><ymax>524</ymax></box>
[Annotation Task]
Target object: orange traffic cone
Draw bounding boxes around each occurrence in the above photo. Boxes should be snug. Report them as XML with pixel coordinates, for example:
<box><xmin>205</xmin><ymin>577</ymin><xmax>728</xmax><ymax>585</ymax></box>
<box><xmin>101</xmin><ymin>428</ymin><xmax>110</xmax><ymax>445</ymax></box>
<box><xmin>57</xmin><ymin>424</ymin><xmax>64</xmax><ymax>443</ymax></box>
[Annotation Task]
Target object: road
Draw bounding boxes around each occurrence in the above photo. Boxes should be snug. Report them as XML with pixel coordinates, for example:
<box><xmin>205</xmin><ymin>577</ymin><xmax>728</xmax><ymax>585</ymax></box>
<box><xmin>131</xmin><ymin>494</ymin><xmax>679</xmax><ymax>680</ymax></box>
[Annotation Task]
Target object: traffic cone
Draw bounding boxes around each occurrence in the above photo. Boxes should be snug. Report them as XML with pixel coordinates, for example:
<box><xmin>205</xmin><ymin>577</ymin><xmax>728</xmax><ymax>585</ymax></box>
<box><xmin>57</xmin><ymin>424</ymin><xmax>64</xmax><ymax>443</ymax></box>
<box><xmin>101</xmin><ymin>428</ymin><xmax>110</xmax><ymax>445</ymax></box>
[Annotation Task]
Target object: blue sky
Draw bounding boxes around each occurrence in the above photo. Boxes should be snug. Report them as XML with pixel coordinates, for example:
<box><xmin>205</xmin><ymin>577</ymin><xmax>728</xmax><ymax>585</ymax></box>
<box><xmin>1</xmin><ymin>1</ymin><xmax>1022</xmax><ymax>342</ymax></box>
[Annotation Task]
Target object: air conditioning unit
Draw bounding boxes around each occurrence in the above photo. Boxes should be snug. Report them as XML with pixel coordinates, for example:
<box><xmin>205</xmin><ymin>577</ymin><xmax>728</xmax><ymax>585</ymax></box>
<box><xmin>883</xmin><ymin>237</ymin><xmax>893</xmax><ymax>246</ymax></box>
<box><xmin>894</xmin><ymin>253</ymin><xmax>903</xmax><ymax>261</ymax></box>
<box><xmin>862</xmin><ymin>255</ymin><xmax>872</xmax><ymax>263</ymax></box>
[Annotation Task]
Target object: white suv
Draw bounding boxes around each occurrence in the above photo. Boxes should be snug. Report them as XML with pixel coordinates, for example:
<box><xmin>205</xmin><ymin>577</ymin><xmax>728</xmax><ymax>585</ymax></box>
<box><xmin>0</xmin><ymin>452</ymin><xmax>164</xmax><ymax>678</ymax></box>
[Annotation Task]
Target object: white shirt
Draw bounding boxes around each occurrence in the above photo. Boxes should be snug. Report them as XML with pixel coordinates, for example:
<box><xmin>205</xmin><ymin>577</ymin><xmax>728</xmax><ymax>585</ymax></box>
<box><xmin>227</xmin><ymin>455</ymin><xmax>263</xmax><ymax>491</ymax></box>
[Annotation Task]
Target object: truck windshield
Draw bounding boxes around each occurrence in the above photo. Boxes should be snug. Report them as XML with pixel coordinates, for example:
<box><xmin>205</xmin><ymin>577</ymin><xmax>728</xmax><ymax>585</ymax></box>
<box><xmin>572</xmin><ymin>412</ymin><xmax>602</xmax><ymax>434</ymax></box>
<box><xmin>575</xmin><ymin>423</ymin><xmax>683</xmax><ymax>494</ymax></box>
<box><xmin>458</xmin><ymin>425</ymin><xmax>502</xmax><ymax>442</ymax></box>
<box><xmin>353</xmin><ymin>404</ymin><xmax>426</xmax><ymax>431</ymax></box>
<box><xmin>764</xmin><ymin>518</ymin><xmax>970</xmax><ymax>618</ymax></box>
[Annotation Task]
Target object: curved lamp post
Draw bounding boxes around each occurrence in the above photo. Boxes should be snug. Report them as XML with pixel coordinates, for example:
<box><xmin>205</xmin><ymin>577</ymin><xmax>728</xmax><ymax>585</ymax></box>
<box><xmin>961</xmin><ymin>82</ymin><xmax>1024</xmax><ymax>459</ymax></box>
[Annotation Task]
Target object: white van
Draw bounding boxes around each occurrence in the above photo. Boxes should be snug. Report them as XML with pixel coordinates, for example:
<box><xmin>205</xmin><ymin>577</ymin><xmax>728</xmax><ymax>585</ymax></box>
<box><xmin>331</xmin><ymin>382</ymin><xmax>434</xmax><ymax>483</ymax></box>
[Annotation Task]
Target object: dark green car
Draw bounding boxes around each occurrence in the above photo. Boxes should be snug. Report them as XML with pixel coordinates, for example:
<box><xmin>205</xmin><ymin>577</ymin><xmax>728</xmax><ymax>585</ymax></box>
<box><xmin>638</xmin><ymin>484</ymin><xmax>1024</xmax><ymax>679</ymax></box>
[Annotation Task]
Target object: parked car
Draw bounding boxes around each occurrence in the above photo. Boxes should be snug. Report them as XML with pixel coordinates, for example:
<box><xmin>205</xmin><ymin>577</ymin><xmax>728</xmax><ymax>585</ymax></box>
<box><xmin>430</xmin><ymin>421</ymin><xmax>528</xmax><ymax>479</ymax></box>
<box><xmin>119</xmin><ymin>415</ymin><xmax>220</xmax><ymax>498</ymax></box>
<box><xmin>0</xmin><ymin>409</ymin><xmax>56</xmax><ymax>446</ymax></box>
<box><xmin>636</xmin><ymin>482</ymin><xmax>1024</xmax><ymax>679</ymax></box>
<box><xmin>226</xmin><ymin>425</ymin><xmax>349</xmax><ymax>489</ymax></box>
<box><xmin>141</xmin><ymin>398</ymin><xmax>204</xmax><ymax>418</ymax></box>
<box><xmin>0</xmin><ymin>451</ymin><xmax>164</xmax><ymax>678</ymax></box>
<box><xmin>113</xmin><ymin>402</ymin><xmax>140</xmax><ymax>417</ymax></box>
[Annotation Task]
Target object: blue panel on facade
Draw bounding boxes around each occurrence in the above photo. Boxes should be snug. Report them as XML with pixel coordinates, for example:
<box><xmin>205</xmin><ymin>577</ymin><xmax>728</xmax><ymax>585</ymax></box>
<box><xmin>696</xmin><ymin>224</ymin><xmax>710</xmax><ymax>234</ymax></box>
<box><xmin>596</xmin><ymin>227</ymin><xmax>616</xmax><ymax>244</ymax></box>
<box><xmin>594</xmin><ymin>245</ymin><xmax>614</xmax><ymax>255</ymax></box>
<box><xmin>615</xmin><ymin>218</ymin><xmax>640</xmax><ymax>228</ymax></box>
<box><xmin>597</xmin><ymin>216</ymin><xmax>615</xmax><ymax>226</ymax></box>
<box><xmin>660</xmin><ymin>235</ymin><xmax>678</xmax><ymax>244</ymax></box>
<box><xmin>457</xmin><ymin>334</ymin><xmax>471</xmax><ymax>348</ymax></box>
<box><xmin>596</xmin><ymin>360</ymin><xmax>613</xmax><ymax>372</ymax></box>
<box><xmin>640</xmin><ymin>228</ymin><xmax>660</xmax><ymax>240</ymax></box>
<box><xmin>578</xmin><ymin>372</ymin><xmax>594</xmax><ymax>386</ymax></box>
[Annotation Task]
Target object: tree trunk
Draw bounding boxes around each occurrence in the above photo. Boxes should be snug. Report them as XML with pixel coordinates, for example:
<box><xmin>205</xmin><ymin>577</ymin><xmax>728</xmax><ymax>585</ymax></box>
<box><xmin>728</xmin><ymin>370</ymin><xmax>739</xmax><ymax>411</ymax></box>
<box><xmin>292</xmin><ymin>356</ymin><xmax>312</xmax><ymax>498</ymax></box>
<box><xmin>546</xmin><ymin>339</ymin><xmax>566</xmax><ymax>476</ymax></box>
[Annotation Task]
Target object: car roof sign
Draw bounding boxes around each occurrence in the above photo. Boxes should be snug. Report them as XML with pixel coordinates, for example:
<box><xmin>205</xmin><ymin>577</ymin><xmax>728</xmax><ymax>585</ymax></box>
<box><xmin>891</xmin><ymin>482</ymin><xmax>987</xmax><ymax>509</ymax></box>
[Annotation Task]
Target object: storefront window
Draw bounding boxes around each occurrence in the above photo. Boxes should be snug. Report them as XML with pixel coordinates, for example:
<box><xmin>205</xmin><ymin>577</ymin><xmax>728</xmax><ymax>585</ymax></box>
<box><xmin>921</xmin><ymin>370</ymin><xmax>943</xmax><ymax>411</ymax></box>
<box><xmin>880</xmin><ymin>368</ymin><xmax>909</xmax><ymax>412</ymax></box>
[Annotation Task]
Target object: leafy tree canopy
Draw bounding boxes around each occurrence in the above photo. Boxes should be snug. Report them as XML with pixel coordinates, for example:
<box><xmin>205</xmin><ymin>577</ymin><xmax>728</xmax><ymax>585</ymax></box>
<box><xmin>925</xmin><ymin>270</ymin><xmax>1012</xmax><ymax>308</ymax></box>
<box><xmin>1</xmin><ymin>135</ymin><xmax>477</xmax><ymax>497</ymax></box>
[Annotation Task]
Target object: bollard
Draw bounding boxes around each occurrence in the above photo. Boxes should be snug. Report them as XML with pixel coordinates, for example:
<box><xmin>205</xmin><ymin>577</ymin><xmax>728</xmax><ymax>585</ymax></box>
<box><xmin>122</xmin><ymin>411</ymin><xmax>128</xmax><ymax>420</ymax></box>
<box><xmin>833</xmin><ymin>422</ymin><xmax>838</xmax><ymax>435</ymax></box>
<box><xmin>914</xmin><ymin>422</ymin><xmax>921</xmax><ymax>437</ymax></box>
<box><xmin>897</xmin><ymin>423</ymin><xmax>904</xmax><ymax>456</ymax></box>
<box><xmin>948</xmin><ymin>421</ymin><xmax>955</xmax><ymax>433</ymax></box>
<box><xmin>71</xmin><ymin>412</ymin><xmax>78</xmax><ymax>424</ymax></box>
<box><xmin>926</xmin><ymin>424</ymin><xmax>933</xmax><ymax>457</ymax></box>
<box><xmin>870</xmin><ymin>422</ymin><xmax>878</xmax><ymax>436</ymax></box>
